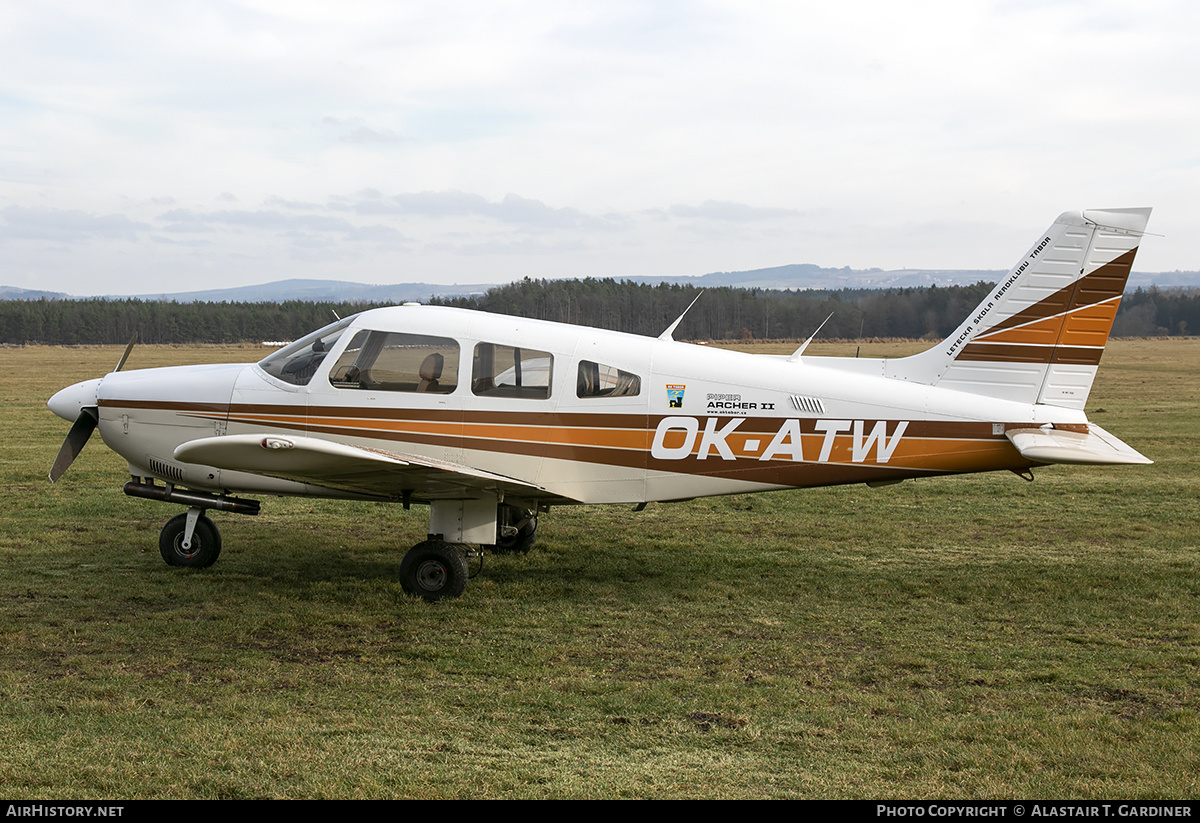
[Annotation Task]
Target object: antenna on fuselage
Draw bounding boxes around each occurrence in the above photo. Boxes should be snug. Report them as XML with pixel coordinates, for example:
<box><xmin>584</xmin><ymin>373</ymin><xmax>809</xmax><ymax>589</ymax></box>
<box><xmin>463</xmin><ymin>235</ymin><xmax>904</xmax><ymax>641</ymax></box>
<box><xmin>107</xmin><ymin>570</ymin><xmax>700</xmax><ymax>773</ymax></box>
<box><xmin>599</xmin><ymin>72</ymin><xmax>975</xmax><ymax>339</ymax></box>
<box><xmin>658</xmin><ymin>291</ymin><xmax>704</xmax><ymax>341</ymax></box>
<box><xmin>787</xmin><ymin>312</ymin><xmax>834</xmax><ymax>362</ymax></box>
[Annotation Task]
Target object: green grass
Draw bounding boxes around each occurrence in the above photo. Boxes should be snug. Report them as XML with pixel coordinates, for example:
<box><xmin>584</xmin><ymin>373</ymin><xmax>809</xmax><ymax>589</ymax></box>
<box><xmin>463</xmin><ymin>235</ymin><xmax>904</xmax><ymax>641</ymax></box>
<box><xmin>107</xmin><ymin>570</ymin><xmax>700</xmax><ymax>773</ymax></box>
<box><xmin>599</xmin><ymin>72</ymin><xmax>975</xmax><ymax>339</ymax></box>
<box><xmin>1</xmin><ymin>340</ymin><xmax>1198</xmax><ymax>798</ymax></box>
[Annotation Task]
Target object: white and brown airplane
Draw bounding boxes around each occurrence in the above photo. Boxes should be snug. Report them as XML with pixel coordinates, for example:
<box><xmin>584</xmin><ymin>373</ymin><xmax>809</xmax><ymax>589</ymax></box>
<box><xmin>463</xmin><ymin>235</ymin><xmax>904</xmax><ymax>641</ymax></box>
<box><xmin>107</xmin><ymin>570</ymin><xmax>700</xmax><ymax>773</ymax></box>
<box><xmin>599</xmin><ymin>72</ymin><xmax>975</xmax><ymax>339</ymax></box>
<box><xmin>48</xmin><ymin>208</ymin><xmax>1153</xmax><ymax>600</ymax></box>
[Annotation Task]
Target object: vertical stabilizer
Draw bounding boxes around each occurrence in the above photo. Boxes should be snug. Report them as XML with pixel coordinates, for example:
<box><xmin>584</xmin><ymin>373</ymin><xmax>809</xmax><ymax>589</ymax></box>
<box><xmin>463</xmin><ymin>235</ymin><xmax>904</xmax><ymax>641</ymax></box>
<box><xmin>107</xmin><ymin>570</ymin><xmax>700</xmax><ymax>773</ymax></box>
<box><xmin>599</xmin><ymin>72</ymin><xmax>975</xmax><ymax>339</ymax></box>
<box><xmin>884</xmin><ymin>208</ymin><xmax>1151</xmax><ymax>409</ymax></box>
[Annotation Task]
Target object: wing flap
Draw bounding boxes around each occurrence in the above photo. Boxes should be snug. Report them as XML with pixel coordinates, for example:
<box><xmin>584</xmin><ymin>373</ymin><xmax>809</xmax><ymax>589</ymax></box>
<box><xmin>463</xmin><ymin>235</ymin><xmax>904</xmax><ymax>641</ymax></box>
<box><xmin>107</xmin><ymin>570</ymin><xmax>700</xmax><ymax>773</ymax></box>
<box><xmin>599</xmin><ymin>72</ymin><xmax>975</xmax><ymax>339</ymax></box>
<box><xmin>174</xmin><ymin>434</ymin><xmax>545</xmax><ymax>499</ymax></box>
<box><xmin>1005</xmin><ymin>423</ymin><xmax>1151</xmax><ymax>466</ymax></box>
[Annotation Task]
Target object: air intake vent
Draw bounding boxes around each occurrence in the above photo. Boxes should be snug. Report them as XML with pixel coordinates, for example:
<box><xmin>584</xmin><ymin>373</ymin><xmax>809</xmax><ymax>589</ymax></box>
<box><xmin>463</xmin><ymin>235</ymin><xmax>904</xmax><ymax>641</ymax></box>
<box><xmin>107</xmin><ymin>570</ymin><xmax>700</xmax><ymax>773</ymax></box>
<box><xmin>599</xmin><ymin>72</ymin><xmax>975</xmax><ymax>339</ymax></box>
<box><xmin>148</xmin><ymin>456</ymin><xmax>186</xmax><ymax>482</ymax></box>
<box><xmin>790</xmin><ymin>394</ymin><xmax>826</xmax><ymax>414</ymax></box>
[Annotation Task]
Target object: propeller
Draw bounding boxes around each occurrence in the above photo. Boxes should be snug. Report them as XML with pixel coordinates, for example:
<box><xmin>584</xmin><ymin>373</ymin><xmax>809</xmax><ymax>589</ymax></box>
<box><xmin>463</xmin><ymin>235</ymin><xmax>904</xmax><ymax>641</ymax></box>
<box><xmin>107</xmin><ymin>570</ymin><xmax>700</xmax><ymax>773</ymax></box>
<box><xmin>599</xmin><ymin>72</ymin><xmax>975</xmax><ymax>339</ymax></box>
<box><xmin>47</xmin><ymin>333</ymin><xmax>137</xmax><ymax>483</ymax></box>
<box><xmin>49</xmin><ymin>407</ymin><xmax>99</xmax><ymax>482</ymax></box>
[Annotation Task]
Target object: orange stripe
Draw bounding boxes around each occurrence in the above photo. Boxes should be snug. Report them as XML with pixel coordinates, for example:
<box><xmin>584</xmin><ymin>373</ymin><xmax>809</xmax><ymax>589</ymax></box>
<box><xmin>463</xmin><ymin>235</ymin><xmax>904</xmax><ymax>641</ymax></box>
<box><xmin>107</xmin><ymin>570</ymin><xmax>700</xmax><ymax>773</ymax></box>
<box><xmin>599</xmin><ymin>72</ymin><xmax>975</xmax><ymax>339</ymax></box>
<box><xmin>1058</xmin><ymin>299</ymin><xmax>1120</xmax><ymax>347</ymax></box>
<box><xmin>973</xmin><ymin>314</ymin><xmax>1067</xmax><ymax>346</ymax></box>
<box><xmin>102</xmin><ymin>397</ymin><xmax>1043</xmax><ymax>480</ymax></box>
<box><xmin>308</xmin><ymin>416</ymin><xmax>655</xmax><ymax>452</ymax></box>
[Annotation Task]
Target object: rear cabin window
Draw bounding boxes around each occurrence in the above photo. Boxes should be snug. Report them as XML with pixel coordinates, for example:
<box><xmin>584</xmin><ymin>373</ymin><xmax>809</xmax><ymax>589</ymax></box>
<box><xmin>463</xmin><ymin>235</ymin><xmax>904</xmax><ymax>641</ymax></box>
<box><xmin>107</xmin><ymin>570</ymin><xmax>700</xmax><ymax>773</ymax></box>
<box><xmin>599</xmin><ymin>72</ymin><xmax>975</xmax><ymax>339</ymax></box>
<box><xmin>328</xmin><ymin>331</ymin><xmax>459</xmax><ymax>394</ymax></box>
<box><xmin>577</xmin><ymin>361</ymin><xmax>642</xmax><ymax>398</ymax></box>
<box><xmin>472</xmin><ymin>343</ymin><xmax>552</xmax><ymax>399</ymax></box>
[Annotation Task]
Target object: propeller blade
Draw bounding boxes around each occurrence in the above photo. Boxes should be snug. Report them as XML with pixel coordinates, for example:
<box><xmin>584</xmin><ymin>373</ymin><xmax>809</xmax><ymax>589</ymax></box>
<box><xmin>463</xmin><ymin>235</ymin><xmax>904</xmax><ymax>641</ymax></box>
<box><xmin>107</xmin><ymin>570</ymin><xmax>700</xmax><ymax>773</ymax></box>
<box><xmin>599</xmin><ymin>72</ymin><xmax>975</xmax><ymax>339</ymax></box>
<box><xmin>114</xmin><ymin>333</ymin><xmax>138</xmax><ymax>373</ymax></box>
<box><xmin>49</xmin><ymin>408</ymin><xmax>98</xmax><ymax>483</ymax></box>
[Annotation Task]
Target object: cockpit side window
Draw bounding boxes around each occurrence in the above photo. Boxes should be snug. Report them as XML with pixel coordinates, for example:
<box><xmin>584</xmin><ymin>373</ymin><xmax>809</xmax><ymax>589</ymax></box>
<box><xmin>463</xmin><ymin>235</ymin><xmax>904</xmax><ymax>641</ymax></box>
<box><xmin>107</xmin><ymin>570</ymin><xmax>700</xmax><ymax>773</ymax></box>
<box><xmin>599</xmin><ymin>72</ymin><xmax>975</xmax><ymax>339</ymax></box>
<box><xmin>328</xmin><ymin>331</ymin><xmax>459</xmax><ymax>394</ymax></box>
<box><xmin>472</xmin><ymin>343</ymin><xmax>553</xmax><ymax>399</ymax></box>
<box><xmin>257</xmin><ymin>318</ymin><xmax>354</xmax><ymax>386</ymax></box>
<box><xmin>577</xmin><ymin>360</ymin><xmax>642</xmax><ymax>398</ymax></box>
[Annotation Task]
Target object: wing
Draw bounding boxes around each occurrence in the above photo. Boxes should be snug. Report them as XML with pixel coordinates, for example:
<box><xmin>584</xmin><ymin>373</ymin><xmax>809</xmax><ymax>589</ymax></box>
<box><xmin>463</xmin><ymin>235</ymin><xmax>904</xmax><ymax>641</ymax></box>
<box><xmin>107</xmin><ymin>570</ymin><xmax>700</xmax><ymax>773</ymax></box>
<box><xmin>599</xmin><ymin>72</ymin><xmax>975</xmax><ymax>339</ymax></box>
<box><xmin>174</xmin><ymin>434</ymin><xmax>547</xmax><ymax>500</ymax></box>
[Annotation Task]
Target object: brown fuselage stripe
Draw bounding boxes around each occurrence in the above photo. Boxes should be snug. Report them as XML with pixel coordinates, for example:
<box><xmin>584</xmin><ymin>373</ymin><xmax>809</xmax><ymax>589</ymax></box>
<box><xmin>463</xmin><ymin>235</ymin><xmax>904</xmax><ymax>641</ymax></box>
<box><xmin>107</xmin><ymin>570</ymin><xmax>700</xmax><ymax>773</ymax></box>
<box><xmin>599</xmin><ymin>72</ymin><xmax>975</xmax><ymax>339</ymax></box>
<box><xmin>101</xmin><ymin>398</ymin><xmax>1036</xmax><ymax>485</ymax></box>
<box><xmin>107</xmin><ymin>399</ymin><xmax>1004</xmax><ymax>440</ymax></box>
<box><xmin>242</xmin><ymin>418</ymin><xmax>1025</xmax><ymax>487</ymax></box>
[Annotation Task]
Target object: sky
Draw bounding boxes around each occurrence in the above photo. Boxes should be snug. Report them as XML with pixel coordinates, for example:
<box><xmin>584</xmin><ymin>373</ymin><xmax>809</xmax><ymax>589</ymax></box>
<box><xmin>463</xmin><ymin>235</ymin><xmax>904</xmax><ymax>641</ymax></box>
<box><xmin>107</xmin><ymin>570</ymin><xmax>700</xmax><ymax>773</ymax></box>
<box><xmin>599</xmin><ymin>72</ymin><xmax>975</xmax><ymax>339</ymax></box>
<box><xmin>2</xmin><ymin>0</ymin><xmax>1197</xmax><ymax>297</ymax></box>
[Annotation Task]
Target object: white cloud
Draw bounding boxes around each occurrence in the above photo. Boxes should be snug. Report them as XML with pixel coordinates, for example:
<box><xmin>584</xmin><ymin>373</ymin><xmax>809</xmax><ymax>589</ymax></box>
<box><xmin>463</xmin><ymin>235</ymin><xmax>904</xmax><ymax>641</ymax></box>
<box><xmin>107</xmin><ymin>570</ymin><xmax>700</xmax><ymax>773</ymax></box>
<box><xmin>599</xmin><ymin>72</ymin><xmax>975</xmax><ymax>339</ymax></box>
<box><xmin>669</xmin><ymin>201</ymin><xmax>801</xmax><ymax>222</ymax></box>
<box><xmin>0</xmin><ymin>0</ymin><xmax>1196</xmax><ymax>293</ymax></box>
<box><xmin>0</xmin><ymin>205</ymin><xmax>150</xmax><ymax>242</ymax></box>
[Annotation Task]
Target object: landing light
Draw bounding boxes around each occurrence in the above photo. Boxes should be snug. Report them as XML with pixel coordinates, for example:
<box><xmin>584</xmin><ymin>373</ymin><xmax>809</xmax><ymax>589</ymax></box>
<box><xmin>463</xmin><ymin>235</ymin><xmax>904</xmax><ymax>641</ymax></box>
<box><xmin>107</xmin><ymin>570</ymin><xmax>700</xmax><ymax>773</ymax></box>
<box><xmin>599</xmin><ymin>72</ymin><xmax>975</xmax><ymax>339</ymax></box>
<box><xmin>261</xmin><ymin>437</ymin><xmax>294</xmax><ymax>450</ymax></box>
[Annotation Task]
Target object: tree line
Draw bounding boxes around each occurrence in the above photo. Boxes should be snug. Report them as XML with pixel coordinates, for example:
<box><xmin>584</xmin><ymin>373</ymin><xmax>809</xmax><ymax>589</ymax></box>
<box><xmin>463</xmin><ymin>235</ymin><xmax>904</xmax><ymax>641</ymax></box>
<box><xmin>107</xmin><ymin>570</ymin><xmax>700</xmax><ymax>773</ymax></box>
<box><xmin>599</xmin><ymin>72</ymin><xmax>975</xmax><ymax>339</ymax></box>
<box><xmin>1</xmin><ymin>280</ymin><xmax>1196</xmax><ymax>345</ymax></box>
<box><xmin>432</xmin><ymin>278</ymin><xmax>999</xmax><ymax>341</ymax></box>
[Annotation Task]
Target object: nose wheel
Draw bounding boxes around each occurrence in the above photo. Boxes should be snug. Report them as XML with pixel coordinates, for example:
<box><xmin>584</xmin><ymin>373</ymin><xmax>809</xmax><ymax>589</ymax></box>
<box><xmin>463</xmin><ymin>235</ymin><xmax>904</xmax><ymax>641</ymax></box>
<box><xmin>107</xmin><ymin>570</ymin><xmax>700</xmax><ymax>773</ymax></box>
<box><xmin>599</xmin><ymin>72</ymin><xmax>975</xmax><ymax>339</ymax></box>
<box><xmin>159</xmin><ymin>509</ymin><xmax>222</xmax><ymax>568</ymax></box>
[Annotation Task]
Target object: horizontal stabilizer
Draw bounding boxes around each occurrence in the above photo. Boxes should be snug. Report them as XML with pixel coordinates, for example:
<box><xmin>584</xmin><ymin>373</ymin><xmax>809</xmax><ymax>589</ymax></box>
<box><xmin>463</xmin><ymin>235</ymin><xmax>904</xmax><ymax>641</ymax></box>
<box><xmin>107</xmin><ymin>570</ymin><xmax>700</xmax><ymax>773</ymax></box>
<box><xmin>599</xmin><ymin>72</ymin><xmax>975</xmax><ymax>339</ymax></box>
<box><xmin>1005</xmin><ymin>423</ymin><xmax>1151</xmax><ymax>466</ymax></box>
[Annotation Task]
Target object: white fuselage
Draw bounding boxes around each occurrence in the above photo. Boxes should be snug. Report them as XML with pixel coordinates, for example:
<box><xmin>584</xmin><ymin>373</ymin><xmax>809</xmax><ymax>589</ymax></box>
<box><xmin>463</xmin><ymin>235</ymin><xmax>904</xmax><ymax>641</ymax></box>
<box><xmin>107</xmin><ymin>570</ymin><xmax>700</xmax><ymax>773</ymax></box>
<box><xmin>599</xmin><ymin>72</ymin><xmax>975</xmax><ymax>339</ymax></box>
<box><xmin>73</xmin><ymin>305</ymin><xmax>1074</xmax><ymax>506</ymax></box>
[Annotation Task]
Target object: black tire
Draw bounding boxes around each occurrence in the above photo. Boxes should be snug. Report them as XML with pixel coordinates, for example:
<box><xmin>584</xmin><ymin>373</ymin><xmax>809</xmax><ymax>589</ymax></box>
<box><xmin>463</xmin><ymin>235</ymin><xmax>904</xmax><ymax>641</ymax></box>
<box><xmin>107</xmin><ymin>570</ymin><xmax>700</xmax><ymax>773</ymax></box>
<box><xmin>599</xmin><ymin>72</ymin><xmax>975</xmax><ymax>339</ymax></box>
<box><xmin>400</xmin><ymin>540</ymin><xmax>468</xmax><ymax>601</ymax></box>
<box><xmin>159</xmin><ymin>512</ymin><xmax>222</xmax><ymax>568</ymax></box>
<box><xmin>493</xmin><ymin>506</ymin><xmax>537</xmax><ymax>555</ymax></box>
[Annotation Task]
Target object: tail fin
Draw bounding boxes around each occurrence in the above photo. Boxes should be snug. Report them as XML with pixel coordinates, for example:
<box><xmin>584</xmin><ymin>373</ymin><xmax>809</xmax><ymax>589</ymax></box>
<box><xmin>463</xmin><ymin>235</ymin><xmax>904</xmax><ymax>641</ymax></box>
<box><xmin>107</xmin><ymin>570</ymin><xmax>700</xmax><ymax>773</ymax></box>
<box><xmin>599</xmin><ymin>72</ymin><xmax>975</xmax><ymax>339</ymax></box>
<box><xmin>887</xmin><ymin>208</ymin><xmax>1152</xmax><ymax>409</ymax></box>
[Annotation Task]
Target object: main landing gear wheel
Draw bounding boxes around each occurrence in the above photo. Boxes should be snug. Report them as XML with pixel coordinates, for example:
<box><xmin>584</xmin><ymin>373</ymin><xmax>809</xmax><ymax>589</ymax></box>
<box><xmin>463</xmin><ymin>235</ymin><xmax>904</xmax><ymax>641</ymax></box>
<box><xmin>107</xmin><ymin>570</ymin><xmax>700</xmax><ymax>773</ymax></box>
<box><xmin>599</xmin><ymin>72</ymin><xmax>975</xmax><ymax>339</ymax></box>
<box><xmin>493</xmin><ymin>506</ymin><xmax>537</xmax><ymax>555</ymax></box>
<box><xmin>159</xmin><ymin>512</ymin><xmax>222</xmax><ymax>568</ymax></box>
<box><xmin>400</xmin><ymin>540</ymin><xmax>468</xmax><ymax>601</ymax></box>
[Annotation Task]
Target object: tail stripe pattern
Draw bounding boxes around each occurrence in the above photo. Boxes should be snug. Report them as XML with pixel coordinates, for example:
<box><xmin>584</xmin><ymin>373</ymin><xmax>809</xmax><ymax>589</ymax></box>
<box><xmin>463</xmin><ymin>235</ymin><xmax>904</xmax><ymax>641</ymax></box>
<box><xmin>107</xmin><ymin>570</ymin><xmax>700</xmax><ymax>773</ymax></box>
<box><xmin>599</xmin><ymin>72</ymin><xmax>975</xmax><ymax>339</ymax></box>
<box><xmin>883</xmin><ymin>208</ymin><xmax>1150</xmax><ymax>410</ymax></box>
<box><xmin>956</xmin><ymin>248</ymin><xmax>1137</xmax><ymax>366</ymax></box>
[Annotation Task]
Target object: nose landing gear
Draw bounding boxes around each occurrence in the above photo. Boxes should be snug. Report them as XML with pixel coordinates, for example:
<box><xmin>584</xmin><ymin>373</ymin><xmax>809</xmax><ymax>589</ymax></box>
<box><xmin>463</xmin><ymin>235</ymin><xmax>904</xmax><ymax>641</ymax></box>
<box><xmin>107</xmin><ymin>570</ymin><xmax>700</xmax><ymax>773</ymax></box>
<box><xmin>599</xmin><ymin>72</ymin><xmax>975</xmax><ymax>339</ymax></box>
<box><xmin>159</xmin><ymin>509</ymin><xmax>222</xmax><ymax>568</ymax></box>
<box><xmin>125</xmin><ymin>479</ymin><xmax>258</xmax><ymax>570</ymax></box>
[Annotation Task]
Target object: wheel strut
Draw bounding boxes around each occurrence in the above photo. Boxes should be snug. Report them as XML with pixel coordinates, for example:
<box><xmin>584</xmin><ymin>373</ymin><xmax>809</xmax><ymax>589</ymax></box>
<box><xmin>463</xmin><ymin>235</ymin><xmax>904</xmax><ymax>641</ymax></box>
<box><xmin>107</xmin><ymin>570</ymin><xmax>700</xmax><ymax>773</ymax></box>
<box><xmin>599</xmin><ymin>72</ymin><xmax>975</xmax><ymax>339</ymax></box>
<box><xmin>182</xmin><ymin>506</ymin><xmax>202</xmax><ymax>551</ymax></box>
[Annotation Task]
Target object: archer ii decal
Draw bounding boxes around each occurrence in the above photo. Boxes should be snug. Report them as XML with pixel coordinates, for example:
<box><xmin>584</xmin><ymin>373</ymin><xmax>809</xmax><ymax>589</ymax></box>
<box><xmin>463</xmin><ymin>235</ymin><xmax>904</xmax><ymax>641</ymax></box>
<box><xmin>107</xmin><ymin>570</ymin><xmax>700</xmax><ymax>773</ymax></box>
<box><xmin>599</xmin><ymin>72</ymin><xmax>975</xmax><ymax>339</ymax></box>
<box><xmin>650</xmin><ymin>416</ymin><xmax>909</xmax><ymax>464</ymax></box>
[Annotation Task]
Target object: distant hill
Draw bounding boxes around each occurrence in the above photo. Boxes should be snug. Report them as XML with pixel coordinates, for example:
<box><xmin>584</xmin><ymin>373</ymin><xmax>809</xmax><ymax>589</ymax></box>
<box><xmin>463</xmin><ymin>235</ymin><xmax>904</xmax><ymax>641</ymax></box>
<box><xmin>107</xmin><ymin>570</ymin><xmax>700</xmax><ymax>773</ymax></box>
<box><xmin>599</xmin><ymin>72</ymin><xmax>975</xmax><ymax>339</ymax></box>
<box><xmin>0</xmin><ymin>285</ymin><xmax>72</xmax><ymax>300</ymax></box>
<box><xmin>621</xmin><ymin>264</ymin><xmax>1008</xmax><ymax>290</ymax></box>
<box><xmin>629</xmin><ymin>263</ymin><xmax>1200</xmax><ymax>291</ymax></box>
<box><xmin>3</xmin><ymin>266</ymin><xmax>1198</xmax><ymax>303</ymax></box>
<box><xmin>1128</xmin><ymin>270</ymin><xmax>1200</xmax><ymax>289</ymax></box>
<box><xmin>127</xmin><ymin>279</ymin><xmax>499</xmax><ymax>303</ymax></box>
<box><xmin>0</xmin><ymin>279</ymin><xmax>497</xmax><ymax>303</ymax></box>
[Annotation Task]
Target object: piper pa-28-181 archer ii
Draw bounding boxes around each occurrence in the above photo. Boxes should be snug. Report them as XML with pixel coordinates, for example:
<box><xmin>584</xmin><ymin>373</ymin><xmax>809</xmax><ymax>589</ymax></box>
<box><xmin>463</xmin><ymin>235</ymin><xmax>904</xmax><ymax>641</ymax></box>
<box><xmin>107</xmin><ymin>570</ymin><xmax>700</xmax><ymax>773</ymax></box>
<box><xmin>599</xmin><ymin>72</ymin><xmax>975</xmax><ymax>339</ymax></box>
<box><xmin>48</xmin><ymin>208</ymin><xmax>1154</xmax><ymax>601</ymax></box>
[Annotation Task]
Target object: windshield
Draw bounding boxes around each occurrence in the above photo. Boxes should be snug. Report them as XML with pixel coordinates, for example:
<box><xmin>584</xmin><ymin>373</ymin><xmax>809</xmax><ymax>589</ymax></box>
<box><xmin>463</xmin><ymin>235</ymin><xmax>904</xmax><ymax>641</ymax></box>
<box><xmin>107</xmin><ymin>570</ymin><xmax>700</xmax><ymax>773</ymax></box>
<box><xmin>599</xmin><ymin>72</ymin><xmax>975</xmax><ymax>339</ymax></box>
<box><xmin>258</xmin><ymin>317</ymin><xmax>355</xmax><ymax>386</ymax></box>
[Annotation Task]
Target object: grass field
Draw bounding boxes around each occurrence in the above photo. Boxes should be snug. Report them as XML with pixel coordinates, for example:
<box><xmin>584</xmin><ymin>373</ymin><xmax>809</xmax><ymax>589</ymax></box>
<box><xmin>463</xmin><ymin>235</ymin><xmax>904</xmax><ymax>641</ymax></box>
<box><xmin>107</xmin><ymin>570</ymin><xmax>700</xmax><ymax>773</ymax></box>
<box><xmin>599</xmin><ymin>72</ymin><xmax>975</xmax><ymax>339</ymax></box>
<box><xmin>2</xmin><ymin>339</ymin><xmax>1198</xmax><ymax>798</ymax></box>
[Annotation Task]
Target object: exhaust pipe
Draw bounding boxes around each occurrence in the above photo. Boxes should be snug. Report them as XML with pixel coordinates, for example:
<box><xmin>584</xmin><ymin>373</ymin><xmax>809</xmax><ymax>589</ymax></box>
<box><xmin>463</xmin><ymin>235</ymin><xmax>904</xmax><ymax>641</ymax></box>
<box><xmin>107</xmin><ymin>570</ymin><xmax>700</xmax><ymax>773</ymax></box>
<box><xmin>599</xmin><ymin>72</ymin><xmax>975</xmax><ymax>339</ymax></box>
<box><xmin>124</xmin><ymin>479</ymin><xmax>261</xmax><ymax>515</ymax></box>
